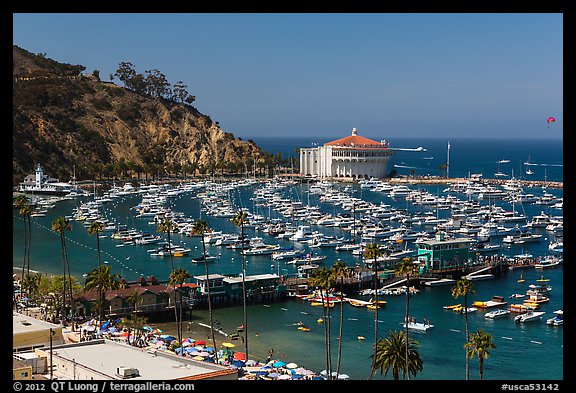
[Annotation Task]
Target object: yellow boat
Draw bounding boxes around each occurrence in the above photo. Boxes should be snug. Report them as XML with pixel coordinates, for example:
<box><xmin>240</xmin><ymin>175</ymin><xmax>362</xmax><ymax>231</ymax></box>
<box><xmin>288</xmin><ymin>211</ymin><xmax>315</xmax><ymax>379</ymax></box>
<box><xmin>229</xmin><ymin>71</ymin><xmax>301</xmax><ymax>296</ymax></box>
<box><xmin>317</xmin><ymin>318</ymin><xmax>324</xmax><ymax>323</ymax></box>
<box><xmin>310</xmin><ymin>301</ymin><xmax>335</xmax><ymax>307</ymax></box>
<box><xmin>536</xmin><ymin>276</ymin><xmax>550</xmax><ymax>282</ymax></box>
<box><xmin>443</xmin><ymin>304</ymin><xmax>461</xmax><ymax>310</ymax></box>
<box><xmin>367</xmin><ymin>304</ymin><xmax>381</xmax><ymax>310</ymax></box>
<box><xmin>518</xmin><ymin>274</ymin><xmax>525</xmax><ymax>283</ymax></box>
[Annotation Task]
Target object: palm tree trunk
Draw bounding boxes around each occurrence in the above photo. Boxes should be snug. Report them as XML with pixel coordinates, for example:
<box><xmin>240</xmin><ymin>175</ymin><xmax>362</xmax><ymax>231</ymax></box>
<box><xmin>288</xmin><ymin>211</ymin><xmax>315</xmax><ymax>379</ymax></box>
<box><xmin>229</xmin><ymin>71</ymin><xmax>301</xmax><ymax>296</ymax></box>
<box><xmin>166</xmin><ymin>231</ymin><xmax>180</xmax><ymax>349</ymax></box>
<box><xmin>202</xmin><ymin>237</ymin><xmax>218</xmax><ymax>364</ymax></box>
<box><xmin>319</xmin><ymin>287</ymin><xmax>330</xmax><ymax>379</ymax></box>
<box><xmin>59</xmin><ymin>235</ymin><xmax>67</xmax><ymax>326</ymax></box>
<box><xmin>479</xmin><ymin>356</ymin><xmax>484</xmax><ymax>380</ymax></box>
<box><xmin>464</xmin><ymin>294</ymin><xmax>470</xmax><ymax>380</ymax></box>
<box><xmin>405</xmin><ymin>275</ymin><xmax>411</xmax><ymax>380</ymax></box>
<box><xmin>370</xmin><ymin>259</ymin><xmax>379</xmax><ymax>380</ymax></box>
<box><xmin>240</xmin><ymin>224</ymin><xmax>248</xmax><ymax>361</ymax></box>
<box><xmin>64</xmin><ymin>240</ymin><xmax>75</xmax><ymax>331</ymax></box>
<box><xmin>336</xmin><ymin>278</ymin><xmax>344</xmax><ymax>377</ymax></box>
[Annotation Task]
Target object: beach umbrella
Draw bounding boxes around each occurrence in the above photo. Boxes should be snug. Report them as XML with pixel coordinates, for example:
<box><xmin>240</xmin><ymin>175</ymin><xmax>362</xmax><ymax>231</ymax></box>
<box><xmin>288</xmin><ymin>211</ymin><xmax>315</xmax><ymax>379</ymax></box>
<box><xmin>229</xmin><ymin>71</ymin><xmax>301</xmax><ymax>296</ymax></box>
<box><xmin>245</xmin><ymin>359</ymin><xmax>257</xmax><ymax>366</ymax></box>
<box><xmin>193</xmin><ymin>345</ymin><xmax>205</xmax><ymax>351</ymax></box>
<box><xmin>267</xmin><ymin>372</ymin><xmax>281</xmax><ymax>379</ymax></box>
<box><xmin>294</xmin><ymin>367</ymin><xmax>308</xmax><ymax>374</ymax></box>
<box><xmin>198</xmin><ymin>351</ymin><xmax>210</xmax><ymax>357</ymax></box>
<box><xmin>221</xmin><ymin>342</ymin><xmax>235</xmax><ymax>348</ymax></box>
<box><xmin>285</xmin><ymin>362</ymin><xmax>298</xmax><ymax>369</ymax></box>
<box><xmin>232</xmin><ymin>360</ymin><xmax>245</xmax><ymax>367</ymax></box>
<box><xmin>273</xmin><ymin>360</ymin><xmax>286</xmax><ymax>367</ymax></box>
<box><xmin>337</xmin><ymin>373</ymin><xmax>350</xmax><ymax>380</ymax></box>
<box><xmin>192</xmin><ymin>356</ymin><xmax>204</xmax><ymax>361</ymax></box>
<box><xmin>291</xmin><ymin>374</ymin><xmax>303</xmax><ymax>379</ymax></box>
<box><xmin>204</xmin><ymin>347</ymin><xmax>215</xmax><ymax>352</ymax></box>
<box><xmin>277</xmin><ymin>374</ymin><xmax>291</xmax><ymax>380</ymax></box>
<box><xmin>142</xmin><ymin>326</ymin><xmax>154</xmax><ymax>332</ymax></box>
<box><xmin>233</xmin><ymin>352</ymin><xmax>246</xmax><ymax>361</ymax></box>
<box><xmin>195</xmin><ymin>339</ymin><xmax>206</xmax><ymax>345</ymax></box>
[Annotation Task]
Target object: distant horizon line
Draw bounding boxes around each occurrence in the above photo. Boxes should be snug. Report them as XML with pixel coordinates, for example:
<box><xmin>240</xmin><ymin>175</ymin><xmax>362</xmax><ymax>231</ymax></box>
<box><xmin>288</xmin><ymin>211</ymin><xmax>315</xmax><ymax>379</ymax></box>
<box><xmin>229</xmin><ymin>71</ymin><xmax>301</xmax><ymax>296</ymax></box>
<box><xmin>243</xmin><ymin>135</ymin><xmax>563</xmax><ymax>141</ymax></box>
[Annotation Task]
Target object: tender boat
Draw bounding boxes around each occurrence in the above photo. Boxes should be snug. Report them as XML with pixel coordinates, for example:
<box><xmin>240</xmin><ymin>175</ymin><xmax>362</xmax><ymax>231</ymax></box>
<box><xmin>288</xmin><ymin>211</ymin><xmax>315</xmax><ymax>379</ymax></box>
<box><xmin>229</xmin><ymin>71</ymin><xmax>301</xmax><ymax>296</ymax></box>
<box><xmin>403</xmin><ymin>318</ymin><xmax>434</xmax><ymax>332</ymax></box>
<box><xmin>485</xmin><ymin>309</ymin><xmax>510</xmax><ymax>319</ymax></box>
<box><xmin>546</xmin><ymin>310</ymin><xmax>563</xmax><ymax>326</ymax></box>
<box><xmin>514</xmin><ymin>310</ymin><xmax>545</xmax><ymax>323</ymax></box>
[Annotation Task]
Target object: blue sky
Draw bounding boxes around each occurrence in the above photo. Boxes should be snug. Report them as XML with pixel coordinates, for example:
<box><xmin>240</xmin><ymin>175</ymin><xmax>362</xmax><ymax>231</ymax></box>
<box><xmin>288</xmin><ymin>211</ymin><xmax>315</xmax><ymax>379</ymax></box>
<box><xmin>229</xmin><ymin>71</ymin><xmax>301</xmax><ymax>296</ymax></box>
<box><xmin>13</xmin><ymin>13</ymin><xmax>563</xmax><ymax>141</ymax></box>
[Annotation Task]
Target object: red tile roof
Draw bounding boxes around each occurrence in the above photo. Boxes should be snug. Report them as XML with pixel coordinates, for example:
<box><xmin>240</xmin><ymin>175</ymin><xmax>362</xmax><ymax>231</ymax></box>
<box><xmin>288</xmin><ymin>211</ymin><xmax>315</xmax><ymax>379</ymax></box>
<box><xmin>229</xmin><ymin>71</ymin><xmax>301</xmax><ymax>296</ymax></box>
<box><xmin>324</xmin><ymin>128</ymin><xmax>388</xmax><ymax>149</ymax></box>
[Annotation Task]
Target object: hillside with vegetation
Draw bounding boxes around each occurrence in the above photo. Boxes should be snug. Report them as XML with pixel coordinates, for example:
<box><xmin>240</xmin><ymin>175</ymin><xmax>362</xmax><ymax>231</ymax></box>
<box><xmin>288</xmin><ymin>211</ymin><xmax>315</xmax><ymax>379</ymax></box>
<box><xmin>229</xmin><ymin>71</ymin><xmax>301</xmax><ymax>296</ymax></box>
<box><xmin>13</xmin><ymin>45</ymin><xmax>282</xmax><ymax>187</ymax></box>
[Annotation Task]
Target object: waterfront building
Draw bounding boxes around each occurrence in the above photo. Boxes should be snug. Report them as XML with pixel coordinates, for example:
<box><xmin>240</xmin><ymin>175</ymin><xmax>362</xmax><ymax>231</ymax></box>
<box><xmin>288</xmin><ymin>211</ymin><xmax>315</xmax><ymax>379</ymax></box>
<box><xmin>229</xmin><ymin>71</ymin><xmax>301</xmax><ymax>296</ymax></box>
<box><xmin>78</xmin><ymin>282</ymin><xmax>199</xmax><ymax>319</ymax></box>
<box><xmin>299</xmin><ymin>128</ymin><xmax>396</xmax><ymax>179</ymax></box>
<box><xmin>18</xmin><ymin>163</ymin><xmax>79</xmax><ymax>195</ymax></box>
<box><xmin>416</xmin><ymin>232</ymin><xmax>477</xmax><ymax>273</ymax></box>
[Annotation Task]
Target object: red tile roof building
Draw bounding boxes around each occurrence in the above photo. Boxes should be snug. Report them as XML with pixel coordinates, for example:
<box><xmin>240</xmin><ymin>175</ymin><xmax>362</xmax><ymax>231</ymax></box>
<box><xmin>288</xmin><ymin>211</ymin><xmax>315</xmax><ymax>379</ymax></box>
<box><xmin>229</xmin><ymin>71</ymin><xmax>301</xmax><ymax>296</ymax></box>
<box><xmin>300</xmin><ymin>128</ymin><xmax>395</xmax><ymax>179</ymax></box>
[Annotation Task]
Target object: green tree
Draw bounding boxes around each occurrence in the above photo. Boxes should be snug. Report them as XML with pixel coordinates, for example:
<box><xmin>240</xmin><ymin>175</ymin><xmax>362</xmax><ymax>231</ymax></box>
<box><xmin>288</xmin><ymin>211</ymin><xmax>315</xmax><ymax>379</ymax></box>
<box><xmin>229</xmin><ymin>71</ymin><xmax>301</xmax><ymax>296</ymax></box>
<box><xmin>158</xmin><ymin>218</ymin><xmax>179</xmax><ymax>345</ymax></box>
<box><xmin>83</xmin><ymin>265</ymin><xmax>123</xmax><ymax>325</ymax></box>
<box><xmin>466</xmin><ymin>329</ymin><xmax>496</xmax><ymax>380</ymax></box>
<box><xmin>191</xmin><ymin>219</ymin><xmax>218</xmax><ymax>363</ymax></box>
<box><xmin>15</xmin><ymin>196</ymin><xmax>33</xmax><ymax>309</ymax></box>
<box><xmin>395</xmin><ymin>256</ymin><xmax>419</xmax><ymax>380</ymax></box>
<box><xmin>231</xmin><ymin>210</ymin><xmax>249</xmax><ymax>360</ymax></box>
<box><xmin>331</xmin><ymin>260</ymin><xmax>349</xmax><ymax>378</ymax></box>
<box><xmin>452</xmin><ymin>278</ymin><xmax>476</xmax><ymax>380</ymax></box>
<box><xmin>371</xmin><ymin>330</ymin><xmax>423</xmax><ymax>380</ymax></box>
<box><xmin>364</xmin><ymin>242</ymin><xmax>383</xmax><ymax>379</ymax></box>
<box><xmin>169</xmin><ymin>267</ymin><xmax>191</xmax><ymax>354</ymax></box>
<box><xmin>309</xmin><ymin>267</ymin><xmax>334</xmax><ymax>380</ymax></box>
<box><xmin>51</xmin><ymin>217</ymin><xmax>73</xmax><ymax>326</ymax></box>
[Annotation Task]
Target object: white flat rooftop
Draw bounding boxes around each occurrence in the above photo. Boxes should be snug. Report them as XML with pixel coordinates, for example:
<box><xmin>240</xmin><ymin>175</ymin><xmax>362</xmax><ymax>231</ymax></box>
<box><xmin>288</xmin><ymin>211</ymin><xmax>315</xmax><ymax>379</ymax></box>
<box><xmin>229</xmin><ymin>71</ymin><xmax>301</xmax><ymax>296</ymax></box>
<box><xmin>51</xmin><ymin>340</ymin><xmax>234</xmax><ymax>380</ymax></box>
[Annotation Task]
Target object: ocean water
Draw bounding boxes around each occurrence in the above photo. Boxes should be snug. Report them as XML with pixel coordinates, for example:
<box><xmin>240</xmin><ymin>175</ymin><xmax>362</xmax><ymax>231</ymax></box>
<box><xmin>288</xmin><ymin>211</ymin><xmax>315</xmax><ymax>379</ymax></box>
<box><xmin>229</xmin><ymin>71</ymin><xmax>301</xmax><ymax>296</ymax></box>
<box><xmin>12</xmin><ymin>137</ymin><xmax>564</xmax><ymax>381</ymax></box>
<box><xmin>253</xmin><ymin>137</ymin><xmax>563</xmax><ymax>183</ymax></box>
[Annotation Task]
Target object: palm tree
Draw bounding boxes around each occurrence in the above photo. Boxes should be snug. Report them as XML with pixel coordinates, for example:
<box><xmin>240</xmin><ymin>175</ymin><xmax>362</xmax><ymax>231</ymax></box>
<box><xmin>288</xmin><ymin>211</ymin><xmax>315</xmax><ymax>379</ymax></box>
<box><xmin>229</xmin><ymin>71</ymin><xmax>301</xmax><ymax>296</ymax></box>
<box><xmin>88</xmin><ymin>221</ymin><xmax>104</xmax><ymax>268</ymax></box>
<box><xmin>124</xmin><ymin>314</ymin><xmax>148</xmax><ymax>346</ymax></box>
<box><xmin>15</xmin><ymin>196</ymin><xmax>33</xmax><ymax>281</ymax></box>
<box><xmin>371</xmin><ymin>330</ymin><xmax>423</xmax><ymax>380</ymax></box>
<box><xmin>309</xmin><ymin>267</ymin><xmax>334</xmax><ymax>380</ymax></box>
<box><xmin>126</xmin><ymin>289</ymin><xmax>140</xmax><ymax>312</ymax></box>
<box><xmin>395</xmin><ymin>256</ymin><xmax>418</xmax><ymax>380</ymax></box>
<box><xmin>231</xmin><ymin>210</ymin><xmax>249</xmax><ymax>360</ymax></box>
<box><xmin>452</xmin><ymin>277</ymin><xmax>476</xmax><ymax>380</ymax></box>
<box><xmin>158</xmin><ymin>218</ymin><xmax>179</xmax><ymax>347</ymax></box>
<box><xmin>466</xmin><ymin>329</ymin><xmax>496</xmax><ymax>380</ymax></box>
<box><xmin>191</xmin><ymin>219</ymin><xmax>218</xmax><ymax>363</ymax></box>
<box><xmin>331</xmin><ymin>260</ymin><xmax>348</xmax><ymax>378</ymax></box>
<box><xmin>83</xmin><ymin>264</ymin><xmax>123</xmax><ymax>324</ymax></box>
<box><xmin>52</xmin><ymin>217</ymin><xmax>72</xmax><ymax>326</ymax></box>
<box><xmin>169</xmin><ymin>267</ymin><xmax>191</xmax><ymax>355</ymax></box>
<box><xmin>364</xmin><ymin>242</ymin><xmax>383</xmax><ymax>379</ymax></box>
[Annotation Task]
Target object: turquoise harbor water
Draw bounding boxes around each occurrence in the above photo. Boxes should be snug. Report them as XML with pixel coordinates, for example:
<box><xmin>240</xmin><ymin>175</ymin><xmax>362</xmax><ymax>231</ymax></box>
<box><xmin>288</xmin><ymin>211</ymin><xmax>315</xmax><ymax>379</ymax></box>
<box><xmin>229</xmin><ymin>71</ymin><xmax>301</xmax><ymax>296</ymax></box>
<box><xmin>13</xmin><ymin>138</ymin><xmax>564</xmax><ymax>381</ymax></box>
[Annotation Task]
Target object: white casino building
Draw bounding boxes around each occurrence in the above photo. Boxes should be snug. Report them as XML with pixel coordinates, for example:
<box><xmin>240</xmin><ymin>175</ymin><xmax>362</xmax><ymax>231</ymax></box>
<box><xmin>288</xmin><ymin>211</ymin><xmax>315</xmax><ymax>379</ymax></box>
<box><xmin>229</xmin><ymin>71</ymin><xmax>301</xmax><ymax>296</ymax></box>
<box><xmin>299</xmin><ymin>128</ymin><xmax>395</xmax><ymax>179</ymax></box>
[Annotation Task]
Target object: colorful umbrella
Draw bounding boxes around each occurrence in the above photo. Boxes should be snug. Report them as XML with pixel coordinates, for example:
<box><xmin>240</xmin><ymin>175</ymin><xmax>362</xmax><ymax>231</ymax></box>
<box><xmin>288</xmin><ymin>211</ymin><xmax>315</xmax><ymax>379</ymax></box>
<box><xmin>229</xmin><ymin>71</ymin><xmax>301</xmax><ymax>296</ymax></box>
<box><xmin>272</xmin><ymin>360</ymin><xmax>286</xmax><ymax>367</ymax></box>
<box><xmin>221</xmin><ymin>342</ymin><xmax>235</xmax><ymax>348</ymax></box>
<box><xmin>285</xmin><ymin>362</ymin><xmax>298</xmax><ymax>369</ymax></box>
<box><xmin>195</xmin><ymin>340</ymin><xmax>206</xmax><ymax>345</ymax></box>
<box><xmin>233</xmin><ymin>352</ymin><xmax>246</xmax><ymax>361</ymax></box>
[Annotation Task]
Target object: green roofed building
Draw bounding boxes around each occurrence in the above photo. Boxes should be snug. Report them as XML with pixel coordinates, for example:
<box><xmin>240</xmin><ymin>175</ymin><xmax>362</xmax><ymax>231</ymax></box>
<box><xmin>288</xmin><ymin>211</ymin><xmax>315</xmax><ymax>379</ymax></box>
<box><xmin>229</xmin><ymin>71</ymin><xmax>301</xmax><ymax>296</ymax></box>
<box><xmin>416</xmin><ymin>232</ymin><xmax>476</xmax><ymax>273</ymax></box>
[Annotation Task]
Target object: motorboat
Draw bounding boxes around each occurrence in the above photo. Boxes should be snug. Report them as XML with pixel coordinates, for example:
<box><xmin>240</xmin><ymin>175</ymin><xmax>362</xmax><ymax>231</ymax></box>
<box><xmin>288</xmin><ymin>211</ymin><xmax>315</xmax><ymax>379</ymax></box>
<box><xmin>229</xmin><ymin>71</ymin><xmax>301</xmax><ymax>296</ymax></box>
<box><xmin>514</xmin><ymin>310</ymin><xmax>545</xmax><ymax>323</ymax></box>
<box><xmin>485</xmin><ymin>309</ymin><xmax>510</xmax><ymax>319</ymax></box>
<box><xmin>534</xmin><ymin>256</ymin><xmax>562</xmax><ymax>269</ymax></box>
<box><xmin>403</xmin><ymin>318</ymin><xmax>434</xmax><ymax>332</ymax></box>
<box><xmin>546</xmin><ymin>310</ymin><xmax>563</xmax><ymax>326</ymax></box>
